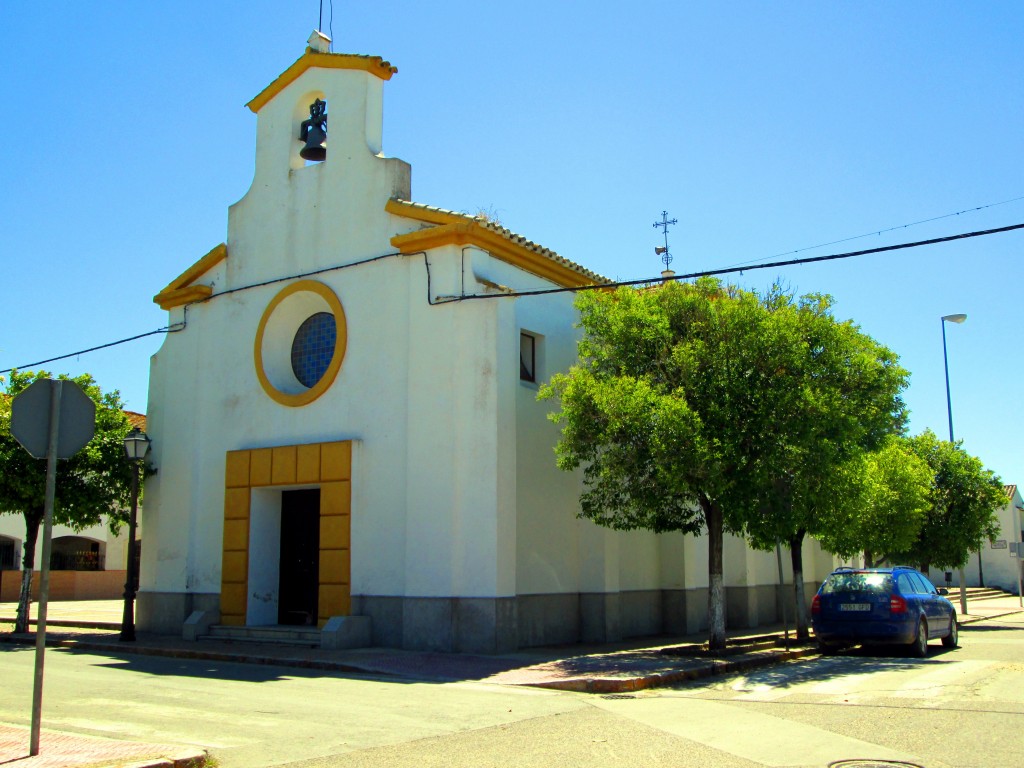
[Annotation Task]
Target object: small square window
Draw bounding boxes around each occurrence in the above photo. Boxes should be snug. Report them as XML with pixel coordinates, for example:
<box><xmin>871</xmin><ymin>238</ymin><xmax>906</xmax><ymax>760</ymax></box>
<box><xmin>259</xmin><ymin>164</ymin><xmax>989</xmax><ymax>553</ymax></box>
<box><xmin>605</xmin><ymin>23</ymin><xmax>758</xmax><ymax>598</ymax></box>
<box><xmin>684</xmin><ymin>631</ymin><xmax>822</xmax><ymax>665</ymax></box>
<box><xmin>520</xmin><ymin>332</ymin><xmax>536</xmax><ymax>382</ymax></box>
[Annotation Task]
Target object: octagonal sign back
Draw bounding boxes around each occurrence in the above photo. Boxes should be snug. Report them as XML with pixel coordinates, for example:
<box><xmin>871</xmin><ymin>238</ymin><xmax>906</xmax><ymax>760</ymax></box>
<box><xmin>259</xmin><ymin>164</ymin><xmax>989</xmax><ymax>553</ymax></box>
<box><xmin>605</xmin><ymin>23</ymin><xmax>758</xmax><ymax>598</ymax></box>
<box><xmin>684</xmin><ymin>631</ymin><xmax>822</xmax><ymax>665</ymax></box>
<box><xmin>11</xmin><ymin>379</ymin><xmax>96</xmax><ymax>459</ymax></box>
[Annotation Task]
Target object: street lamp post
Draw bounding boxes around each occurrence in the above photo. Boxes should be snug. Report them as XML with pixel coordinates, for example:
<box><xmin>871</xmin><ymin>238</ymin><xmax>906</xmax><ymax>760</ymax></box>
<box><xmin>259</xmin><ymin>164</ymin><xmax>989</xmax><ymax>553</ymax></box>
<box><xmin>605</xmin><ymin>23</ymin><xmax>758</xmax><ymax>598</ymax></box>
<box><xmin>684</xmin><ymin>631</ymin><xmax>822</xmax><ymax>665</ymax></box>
<box><xmin>941</xmin><ymin>313</ymin><xmax>969</xmax><ymax>616</ymax></box>
<box><xmin>120</xmin><ymin>428</ymin><xmax>150</xmax><ymax>642</ymax></box>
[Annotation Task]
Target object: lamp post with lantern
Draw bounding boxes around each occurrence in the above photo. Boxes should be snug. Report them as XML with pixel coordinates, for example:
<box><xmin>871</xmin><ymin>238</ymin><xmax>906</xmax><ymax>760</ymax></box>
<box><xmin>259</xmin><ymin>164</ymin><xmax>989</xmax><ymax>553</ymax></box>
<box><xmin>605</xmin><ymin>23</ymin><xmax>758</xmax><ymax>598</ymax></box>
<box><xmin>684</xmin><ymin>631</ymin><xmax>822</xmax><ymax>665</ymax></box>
<box><xmin>120</xmin><ymin>427</ymin><xmax>150</xmax><ymax>642</ymax></box>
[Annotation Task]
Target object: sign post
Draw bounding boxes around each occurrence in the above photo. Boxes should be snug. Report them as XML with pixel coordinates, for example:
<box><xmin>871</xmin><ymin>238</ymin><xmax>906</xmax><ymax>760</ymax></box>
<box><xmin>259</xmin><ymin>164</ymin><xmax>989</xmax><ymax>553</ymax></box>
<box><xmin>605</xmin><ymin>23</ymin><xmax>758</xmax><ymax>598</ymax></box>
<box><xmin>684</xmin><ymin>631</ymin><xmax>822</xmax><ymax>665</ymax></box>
<box><xmin>10</xmin><ymin>378</ymin><xmax>95</xmax><ymax>756</ymax></box>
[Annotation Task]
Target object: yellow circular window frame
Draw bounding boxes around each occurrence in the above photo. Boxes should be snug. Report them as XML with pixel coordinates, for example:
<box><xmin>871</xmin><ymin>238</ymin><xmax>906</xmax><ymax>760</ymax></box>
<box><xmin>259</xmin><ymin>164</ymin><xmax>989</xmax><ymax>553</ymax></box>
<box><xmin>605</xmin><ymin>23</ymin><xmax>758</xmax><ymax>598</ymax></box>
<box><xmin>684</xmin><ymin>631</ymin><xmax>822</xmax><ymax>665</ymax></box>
<box><xmin>254</xmin><ymin>280</ymin><xmax>347</xmax><ymax>407</ymax></box>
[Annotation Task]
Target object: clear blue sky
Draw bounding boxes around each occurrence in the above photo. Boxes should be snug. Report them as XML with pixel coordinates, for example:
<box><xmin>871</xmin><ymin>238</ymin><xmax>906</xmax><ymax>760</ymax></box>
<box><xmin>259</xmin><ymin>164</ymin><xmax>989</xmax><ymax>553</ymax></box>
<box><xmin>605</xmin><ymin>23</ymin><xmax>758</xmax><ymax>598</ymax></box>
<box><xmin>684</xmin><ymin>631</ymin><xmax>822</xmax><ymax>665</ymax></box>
<box><xmin>2</xmin><ymin>3</ymin><xmax>1021</xmax><ymax>482</ymax></box>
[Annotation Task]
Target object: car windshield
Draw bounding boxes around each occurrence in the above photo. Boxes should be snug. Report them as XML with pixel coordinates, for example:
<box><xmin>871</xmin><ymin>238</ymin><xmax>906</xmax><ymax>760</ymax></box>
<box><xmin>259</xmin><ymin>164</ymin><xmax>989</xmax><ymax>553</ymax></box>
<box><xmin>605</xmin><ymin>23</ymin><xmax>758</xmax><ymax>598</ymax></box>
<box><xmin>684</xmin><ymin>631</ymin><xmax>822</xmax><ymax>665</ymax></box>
<box><xmin>821</xmin><ymin>572</ymin><xmax>892</xmax><ymax>595</ymax></box>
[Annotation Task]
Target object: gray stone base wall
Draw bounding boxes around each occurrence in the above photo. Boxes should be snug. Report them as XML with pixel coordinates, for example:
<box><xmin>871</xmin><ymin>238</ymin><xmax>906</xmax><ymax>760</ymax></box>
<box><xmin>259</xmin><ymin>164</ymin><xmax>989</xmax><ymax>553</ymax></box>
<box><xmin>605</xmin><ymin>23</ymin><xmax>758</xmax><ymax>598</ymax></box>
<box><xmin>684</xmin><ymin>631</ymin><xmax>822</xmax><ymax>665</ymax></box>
<box><xmin>517</xmin><ymin>590</ymin><xmax>664</xmax><ymax>647</ymax></box>
<box><xmin>660</xmin><ymin>588</ymin><xmax>722</xmax><ymax>635</ymax></box>
<box><xmin>516</xmin><ymin>593</ymin><xmax>578</xmax><ymax>648</ymax></box>
<box><xmin>143</xmin><ymin>585</ymin><xmax>808</xmax><ymax>651</ymax></box>
<box><xmin>725</xmin><ymin>584</ymin><xmax>779</xmax><ymax>628</ymax></box>
<box><xmin>354</xmin><ymin>595</ymin><xmax>518</xmax><ymax>653</ymax></box>
<box><xmin>137</xmin><ymin>591</ymin><xmax>219</xmax><ymax>635</ymax></box>
<box><xmin>618</xmin><ymin>589</ymin><xmax>662</xmax><ymax>638</ymax></box>
<box><xmin>351</xmin><ymin>594</ymin><xmax>403</xmax><ymax>648</ymax></box>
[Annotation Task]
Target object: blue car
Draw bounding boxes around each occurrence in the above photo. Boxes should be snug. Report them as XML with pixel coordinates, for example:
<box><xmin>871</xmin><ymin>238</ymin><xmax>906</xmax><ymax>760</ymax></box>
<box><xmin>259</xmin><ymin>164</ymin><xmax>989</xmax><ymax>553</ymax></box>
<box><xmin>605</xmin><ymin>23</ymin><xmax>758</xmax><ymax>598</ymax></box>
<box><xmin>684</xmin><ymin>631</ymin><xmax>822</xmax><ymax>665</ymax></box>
<box><xmin>811</xmin><ymin>566</ymin><xmax>958</xmax><ymax>656</ymax></box>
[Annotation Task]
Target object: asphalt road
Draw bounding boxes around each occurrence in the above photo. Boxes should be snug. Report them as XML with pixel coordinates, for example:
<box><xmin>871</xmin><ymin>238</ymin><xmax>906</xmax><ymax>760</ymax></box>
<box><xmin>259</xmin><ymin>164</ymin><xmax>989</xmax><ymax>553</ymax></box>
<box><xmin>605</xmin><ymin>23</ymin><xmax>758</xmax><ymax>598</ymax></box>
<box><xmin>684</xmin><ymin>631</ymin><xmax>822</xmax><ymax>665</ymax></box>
<box><xmin>1</xmin><ymin>615</ymin><xmax>1022</xmax><ymax>768</ymax></box>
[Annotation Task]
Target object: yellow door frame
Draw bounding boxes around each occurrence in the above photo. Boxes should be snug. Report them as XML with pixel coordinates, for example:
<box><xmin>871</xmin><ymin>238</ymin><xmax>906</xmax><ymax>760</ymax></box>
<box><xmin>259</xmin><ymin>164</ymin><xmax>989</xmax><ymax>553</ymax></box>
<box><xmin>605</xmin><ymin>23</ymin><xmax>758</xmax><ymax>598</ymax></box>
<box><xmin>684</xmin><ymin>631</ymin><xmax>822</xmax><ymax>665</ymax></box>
<box><xmin>221</xmin><ymin>440</ymin><xmax>352</xmax><ymax>627</ymax></box>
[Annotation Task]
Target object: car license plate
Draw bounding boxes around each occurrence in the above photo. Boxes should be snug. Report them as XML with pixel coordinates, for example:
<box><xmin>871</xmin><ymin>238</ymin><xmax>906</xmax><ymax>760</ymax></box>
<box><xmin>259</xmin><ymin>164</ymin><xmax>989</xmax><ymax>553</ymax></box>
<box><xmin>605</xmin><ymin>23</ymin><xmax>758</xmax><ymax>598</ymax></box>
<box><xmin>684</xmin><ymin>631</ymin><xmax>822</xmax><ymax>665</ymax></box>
<box><xmin>840</xmin><ymin>603</ymin><xmax>870</xmax><ymax>612</ymax></box>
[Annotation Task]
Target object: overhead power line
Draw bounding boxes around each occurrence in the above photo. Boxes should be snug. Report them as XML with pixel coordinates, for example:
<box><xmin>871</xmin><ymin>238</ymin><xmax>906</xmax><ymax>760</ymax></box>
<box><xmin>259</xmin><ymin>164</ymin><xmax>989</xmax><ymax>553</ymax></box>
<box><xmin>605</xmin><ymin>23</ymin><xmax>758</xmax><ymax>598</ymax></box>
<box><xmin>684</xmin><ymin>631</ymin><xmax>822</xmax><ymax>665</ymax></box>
<box><xmin>723</xmin><ymin>193</ymin><xmax>1024</xmax><ymax>270</ymax></box>
<box><xmin>443</xmin><ymin>221</ymin><xmax>1024</xmax><ymax>302</ymax></box>
<box><xmin>2</xmin><ymin>221</ymin><xmax>1021</xmax><ymax>374</ymax></box>
<box><xmin>0</xmin><ymin>324</ymin><xmax>185</xmax><ymax>376</ymax></box>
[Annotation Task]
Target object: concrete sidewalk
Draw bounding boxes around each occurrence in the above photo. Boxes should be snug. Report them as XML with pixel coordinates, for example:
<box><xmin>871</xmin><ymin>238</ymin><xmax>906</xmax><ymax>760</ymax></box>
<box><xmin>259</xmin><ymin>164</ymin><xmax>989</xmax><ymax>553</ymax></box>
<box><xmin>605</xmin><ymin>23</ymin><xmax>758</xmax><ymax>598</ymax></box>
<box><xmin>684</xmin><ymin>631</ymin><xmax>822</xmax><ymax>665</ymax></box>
<box><xmin>1</xmin><ymin>590</ymin><xmax>1021</xmax><ymax>767</ymax></box>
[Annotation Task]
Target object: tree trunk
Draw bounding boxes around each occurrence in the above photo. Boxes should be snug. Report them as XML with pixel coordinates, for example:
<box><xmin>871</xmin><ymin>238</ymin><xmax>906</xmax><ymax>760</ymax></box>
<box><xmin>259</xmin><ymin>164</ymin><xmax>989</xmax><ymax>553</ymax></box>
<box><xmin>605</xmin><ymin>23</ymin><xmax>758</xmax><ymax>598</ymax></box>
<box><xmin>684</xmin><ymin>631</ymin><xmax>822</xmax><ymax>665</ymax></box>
<box><xmin>864</xmin><ymin>549</ymin><xmax>873</xmax><ymax>569</ymax></box>
<box><xmin>15</xmin><ymin>508</ymin><xmax>43</xmax><ymax>634</ymax></box>
<box><xmin>703</xmin><ymin>497</ymin><xmax>726</xmax><ymax>650</ymax></box>
<box><xmin>789</xmin><ymin>529</ymin><xmax>809</xmax><ymax>640</ymax></box>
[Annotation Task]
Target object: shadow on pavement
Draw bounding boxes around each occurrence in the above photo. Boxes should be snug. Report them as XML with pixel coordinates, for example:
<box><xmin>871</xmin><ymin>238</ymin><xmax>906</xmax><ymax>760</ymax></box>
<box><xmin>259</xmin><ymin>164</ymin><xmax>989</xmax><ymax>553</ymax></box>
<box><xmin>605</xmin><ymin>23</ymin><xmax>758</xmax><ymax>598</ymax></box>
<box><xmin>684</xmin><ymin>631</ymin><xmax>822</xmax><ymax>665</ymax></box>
<box><xmin>667</xmin><ymin>644</ymin><xmax>959</xmax><ymax>692</ymax></box>
<box><xmin>0</xmin><ymin>634</ymin><xmax>420</xmax><ymax>684</ymax></box>
<box><xmin>70</xmin><ymin>644</ymin><xmax>423</xmax><ymax>685</ymax></box>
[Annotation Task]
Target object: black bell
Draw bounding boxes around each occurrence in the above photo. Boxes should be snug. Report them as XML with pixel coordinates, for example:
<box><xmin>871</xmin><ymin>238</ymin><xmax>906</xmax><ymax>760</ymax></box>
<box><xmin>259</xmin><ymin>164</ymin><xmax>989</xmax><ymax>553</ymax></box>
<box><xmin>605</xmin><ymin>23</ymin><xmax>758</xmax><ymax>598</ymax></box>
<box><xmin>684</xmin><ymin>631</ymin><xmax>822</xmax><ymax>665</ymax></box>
<box><xmin>299</xmin><ymin>126</ymin><xmax>327</xmax><ymax>161</ymax></box>
<box><xmin>299</xmin><ymin>99</ymin><xmax>328</xmax><ymax>162</ymax></box>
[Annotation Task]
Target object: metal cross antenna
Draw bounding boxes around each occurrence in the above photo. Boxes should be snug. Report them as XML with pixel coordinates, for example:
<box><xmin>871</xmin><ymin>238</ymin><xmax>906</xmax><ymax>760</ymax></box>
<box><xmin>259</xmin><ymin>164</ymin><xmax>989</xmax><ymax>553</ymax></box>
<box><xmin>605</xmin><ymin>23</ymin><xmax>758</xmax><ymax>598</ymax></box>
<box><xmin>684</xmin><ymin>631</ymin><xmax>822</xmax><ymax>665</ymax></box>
<box><xmin>653</xmin><ymin>211</ymin><xmax>678</xmax><ymax>271</ymax></box>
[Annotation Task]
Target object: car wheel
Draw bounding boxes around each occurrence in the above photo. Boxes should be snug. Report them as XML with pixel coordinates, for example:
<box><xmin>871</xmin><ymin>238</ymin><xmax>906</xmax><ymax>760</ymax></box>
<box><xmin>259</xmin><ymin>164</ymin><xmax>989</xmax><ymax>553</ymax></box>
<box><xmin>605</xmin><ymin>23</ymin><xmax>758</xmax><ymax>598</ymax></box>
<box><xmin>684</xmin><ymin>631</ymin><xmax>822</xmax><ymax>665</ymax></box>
<box><xmin>942</xmin><ymin>615</ymin><xmax>959</xmax><ymax>648</ymax></box>
<box><xmin>817</xmin><ymin>640</ymin><xmax>839</xmax><ymax>655</ymax></box>
<box><xmin>910</xmin><ymin>618</ymin><xmax>928</xmax><ymax>657</ymax></box>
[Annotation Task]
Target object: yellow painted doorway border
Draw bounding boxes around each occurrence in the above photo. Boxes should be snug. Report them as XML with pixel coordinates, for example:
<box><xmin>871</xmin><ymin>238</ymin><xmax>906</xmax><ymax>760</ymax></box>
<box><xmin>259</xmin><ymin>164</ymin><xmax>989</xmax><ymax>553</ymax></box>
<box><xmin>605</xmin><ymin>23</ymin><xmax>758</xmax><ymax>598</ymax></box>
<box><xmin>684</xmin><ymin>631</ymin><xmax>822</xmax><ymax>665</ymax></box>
<box><xmin>220</xmin><ymin>440</ymin><xmax>352</xmax><ymax>627</ymax></box>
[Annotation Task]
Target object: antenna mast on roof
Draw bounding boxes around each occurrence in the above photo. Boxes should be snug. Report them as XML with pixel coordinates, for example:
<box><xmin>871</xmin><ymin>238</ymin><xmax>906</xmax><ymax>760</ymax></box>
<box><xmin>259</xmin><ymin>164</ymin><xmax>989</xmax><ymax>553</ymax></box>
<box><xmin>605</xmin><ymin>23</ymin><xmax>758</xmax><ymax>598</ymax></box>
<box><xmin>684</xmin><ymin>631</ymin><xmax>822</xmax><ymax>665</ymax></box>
<box><xmin>652</xmin><ymin>210</ymin><xmax>678</xmax><ymax>279</ymax></box>
<box><xmin>309</xmin><ymin>0</ymin><xmax>332</xmax><ymax>53</ymax></box>
<box><xmin>314</xmin><ymin>0</ymin><xmax>333</xmax><ymax>51</ymax></box>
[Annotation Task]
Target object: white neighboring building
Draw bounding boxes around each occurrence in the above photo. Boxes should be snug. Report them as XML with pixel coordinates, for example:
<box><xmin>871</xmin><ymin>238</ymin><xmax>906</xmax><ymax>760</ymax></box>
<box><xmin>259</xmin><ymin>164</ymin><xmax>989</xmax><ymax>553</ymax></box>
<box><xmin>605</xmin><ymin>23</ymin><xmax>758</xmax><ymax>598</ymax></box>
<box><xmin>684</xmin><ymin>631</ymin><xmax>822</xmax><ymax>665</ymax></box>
<box><xmin>139</xmin><ymin>42</ymin><xmax>835</xmax><ymax>651</ymax></box>
<box><xmin>0</xmin><ymin>516</ymin><xmax>130</xmax><ymax>603</ymax></box>
<box><xmin>972</xmin><ymin>484</ymin><xmax>1023</xmax><ymax>593</ymax></box>
<box><xmin>0</xmin><ymin>410</ymin><xmax>144</xmax><ymax>601</ymax></box>
<box><xmin>0</xmin><ymin>518</ymin><xmax>128</xmax><ymax>575</ymax></box>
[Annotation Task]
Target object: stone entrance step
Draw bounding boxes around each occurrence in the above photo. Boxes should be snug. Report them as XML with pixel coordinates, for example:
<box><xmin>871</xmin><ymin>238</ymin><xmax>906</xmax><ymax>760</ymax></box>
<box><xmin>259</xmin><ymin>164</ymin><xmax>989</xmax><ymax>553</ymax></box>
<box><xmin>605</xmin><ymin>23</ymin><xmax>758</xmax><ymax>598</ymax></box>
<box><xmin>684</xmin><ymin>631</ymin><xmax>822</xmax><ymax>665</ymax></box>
<box><xmin>202</xmin><ymin>624</ymin><xmax>321</xmax><ymax>647</ymax></box>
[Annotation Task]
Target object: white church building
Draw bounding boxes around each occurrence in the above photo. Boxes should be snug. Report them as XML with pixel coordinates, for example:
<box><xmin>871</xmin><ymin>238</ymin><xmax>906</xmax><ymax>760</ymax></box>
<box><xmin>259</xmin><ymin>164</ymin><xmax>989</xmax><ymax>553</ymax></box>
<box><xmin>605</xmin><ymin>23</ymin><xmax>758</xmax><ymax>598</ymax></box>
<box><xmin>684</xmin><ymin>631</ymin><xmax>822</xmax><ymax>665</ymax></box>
<box><xmin>139</xmin><ymin>38</ymin><xmax>835</xmax><ymax>652</ymax></box>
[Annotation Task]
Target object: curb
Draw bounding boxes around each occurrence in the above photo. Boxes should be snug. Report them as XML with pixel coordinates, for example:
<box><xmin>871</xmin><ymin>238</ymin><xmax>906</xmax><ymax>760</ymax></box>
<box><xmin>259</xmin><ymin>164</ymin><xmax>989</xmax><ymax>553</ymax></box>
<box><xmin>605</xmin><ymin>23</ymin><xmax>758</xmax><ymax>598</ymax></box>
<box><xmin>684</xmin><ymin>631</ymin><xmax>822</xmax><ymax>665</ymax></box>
<box><xmin>0</xmin><ymin>632</ymin><xmax>397</xmax><ymax>678</ymax></box>
<box><xmin>117</xmin><ymin>750</ymin><xmax>209</xmax><ymax>768</ymax></box>
<box><xmin>525</xmin><ymin>646</ymin><xmax>819</xmax><ymax>694</ymax></box>
<box><xmin>23</xmin><ymin>619</ymin><xmax>122</xmax><ymax>631</ymax></box>
<box><xmin>959</xmin><ymin>609</ymin><xmax>1023</xmax><ymax>625</ymax></box>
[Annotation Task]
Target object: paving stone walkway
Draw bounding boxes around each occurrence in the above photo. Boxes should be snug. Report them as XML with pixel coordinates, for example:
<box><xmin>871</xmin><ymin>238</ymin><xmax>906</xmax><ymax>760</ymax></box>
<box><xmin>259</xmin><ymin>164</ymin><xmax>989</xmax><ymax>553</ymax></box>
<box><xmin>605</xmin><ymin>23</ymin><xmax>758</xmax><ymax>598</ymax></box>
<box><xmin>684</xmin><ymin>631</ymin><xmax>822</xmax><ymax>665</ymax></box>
<box><xmin>0</xmin><ymin>723</ymin><xmax>204</xmax><ymax>768</ymax></box>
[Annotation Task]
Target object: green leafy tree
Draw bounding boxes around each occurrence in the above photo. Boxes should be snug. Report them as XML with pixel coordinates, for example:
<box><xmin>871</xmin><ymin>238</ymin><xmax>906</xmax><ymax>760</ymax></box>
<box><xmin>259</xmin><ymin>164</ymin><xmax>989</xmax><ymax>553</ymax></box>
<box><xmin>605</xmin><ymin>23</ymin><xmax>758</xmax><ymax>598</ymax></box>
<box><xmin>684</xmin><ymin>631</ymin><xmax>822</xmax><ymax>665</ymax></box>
<box><xmin>719</xmin><ymin>291</ymin><xmax>910</xmax><ymax>639</ymax></box>
<box><xmin>1</xmin><ymin>370</ymin><xmax>141</xmax><ymax>633</ymax></box>
<box><xmin>544</xmin><ymin>279</ymin><xmax>853</xmax><ymax>647</ymax></box>
<box><xmin>894</xmin><ymin>430</ymin><xmax>1004</xmax><ymax>569</ymax></box>
<box><xmin>814</xmin><ymin>437</ymin><xmax>933</xmax><ymax>566</ymax></box>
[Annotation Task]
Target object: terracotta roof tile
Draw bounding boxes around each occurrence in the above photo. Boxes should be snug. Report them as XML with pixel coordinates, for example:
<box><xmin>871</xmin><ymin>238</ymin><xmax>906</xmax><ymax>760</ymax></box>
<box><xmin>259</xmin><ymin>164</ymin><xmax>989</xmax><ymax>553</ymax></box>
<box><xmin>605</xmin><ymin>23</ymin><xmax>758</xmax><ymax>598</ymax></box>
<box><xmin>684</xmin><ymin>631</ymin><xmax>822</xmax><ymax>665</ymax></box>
<box><xmin>125</xmin><ymin>411</ymin><xmax>147</xmax><ymax>431</ymax></box>
<box><xmin>391</xmin><ymin>199</ymin><xmax>610</xmax><ymax>285</ymax></box>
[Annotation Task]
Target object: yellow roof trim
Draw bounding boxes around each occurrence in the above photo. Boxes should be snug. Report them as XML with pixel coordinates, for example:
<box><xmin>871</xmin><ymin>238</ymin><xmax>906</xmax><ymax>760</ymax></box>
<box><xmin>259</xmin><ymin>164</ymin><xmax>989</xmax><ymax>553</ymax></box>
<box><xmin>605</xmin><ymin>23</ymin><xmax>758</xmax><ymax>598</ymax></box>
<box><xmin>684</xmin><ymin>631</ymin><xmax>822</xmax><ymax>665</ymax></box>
<box><xmin>154</xmin><ymin>285</ymin><xmax>214</xmax><ymax>311</ymax></box>
<box><xmin>154</xmin><ymin>243</ymin><xmax>226</xmax><ymax>309</ymax></box>
<box><xmin>387</xmin><ymin>198</ymin><xmax>607</xmax><ymax>288</ymax></box>
<box><xmin>159</xmin><ymin>243</ymin><xmax>227</xmax><ymax>294</ymax></box>
<box><xmin>247</xmin><ymin>51</ymin><xmax>398</xmax><ymax>113</ymax></box>
<box><xmin>391</xmin><ymin>223</ymin><xmax>597</xmax><ymax>289</ymax></box>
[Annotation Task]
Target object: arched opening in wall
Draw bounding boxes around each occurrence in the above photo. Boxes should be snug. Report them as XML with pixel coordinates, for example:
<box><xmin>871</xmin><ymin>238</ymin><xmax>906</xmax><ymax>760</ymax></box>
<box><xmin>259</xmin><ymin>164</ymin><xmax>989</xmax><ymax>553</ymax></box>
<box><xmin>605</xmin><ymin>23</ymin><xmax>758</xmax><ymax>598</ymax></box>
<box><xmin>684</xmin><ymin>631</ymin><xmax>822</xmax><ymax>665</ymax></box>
<box><xmin>50</xmin><ymin>536</ymin><xmax>105</xmax><ymax>571</ymax></box>
<box><xmin>0</xmin><ymin>535</ymin><xmax>18</xmax><ymax>570</ymax></box>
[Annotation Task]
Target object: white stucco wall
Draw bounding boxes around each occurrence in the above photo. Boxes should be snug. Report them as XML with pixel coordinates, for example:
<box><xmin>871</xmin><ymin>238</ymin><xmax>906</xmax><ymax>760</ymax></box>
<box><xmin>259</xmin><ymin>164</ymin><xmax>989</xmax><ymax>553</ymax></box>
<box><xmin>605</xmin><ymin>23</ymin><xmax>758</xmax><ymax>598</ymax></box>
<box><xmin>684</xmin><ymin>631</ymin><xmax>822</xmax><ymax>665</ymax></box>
<box><xmin>977</xmin><ymin>488</ymin><xmax>1023</xmax><ymax>593</ymax></box>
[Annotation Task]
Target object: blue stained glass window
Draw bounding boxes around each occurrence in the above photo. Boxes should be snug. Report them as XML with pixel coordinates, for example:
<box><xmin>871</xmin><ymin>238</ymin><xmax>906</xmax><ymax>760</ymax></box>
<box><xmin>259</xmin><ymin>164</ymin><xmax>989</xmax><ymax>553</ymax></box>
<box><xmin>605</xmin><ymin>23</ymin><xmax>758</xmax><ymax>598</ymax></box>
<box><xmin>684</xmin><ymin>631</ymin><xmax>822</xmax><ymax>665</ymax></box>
<box><xmin>291</xmin><ymin>312</ymin><xmax>337</xmax><ymax>388</ymax></box>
